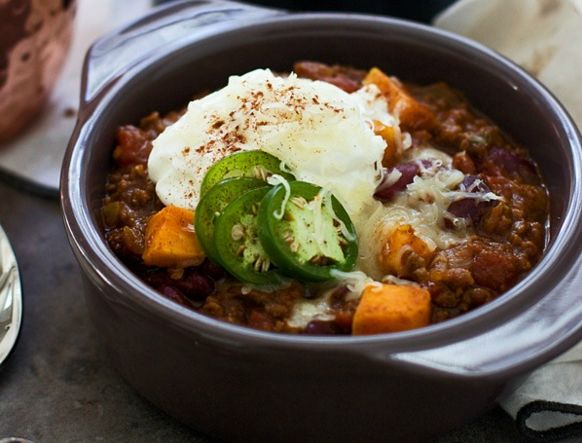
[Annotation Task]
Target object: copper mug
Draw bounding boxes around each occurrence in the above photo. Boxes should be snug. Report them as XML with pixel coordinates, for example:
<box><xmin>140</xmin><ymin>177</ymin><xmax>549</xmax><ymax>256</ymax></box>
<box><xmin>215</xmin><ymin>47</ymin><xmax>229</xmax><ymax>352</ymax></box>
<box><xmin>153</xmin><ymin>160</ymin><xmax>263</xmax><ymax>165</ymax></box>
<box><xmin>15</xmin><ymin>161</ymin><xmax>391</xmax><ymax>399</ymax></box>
<box><xmin>0</xmin><ymin>0</ymin><xmax>76</xmax><ymax>144</ymax></box>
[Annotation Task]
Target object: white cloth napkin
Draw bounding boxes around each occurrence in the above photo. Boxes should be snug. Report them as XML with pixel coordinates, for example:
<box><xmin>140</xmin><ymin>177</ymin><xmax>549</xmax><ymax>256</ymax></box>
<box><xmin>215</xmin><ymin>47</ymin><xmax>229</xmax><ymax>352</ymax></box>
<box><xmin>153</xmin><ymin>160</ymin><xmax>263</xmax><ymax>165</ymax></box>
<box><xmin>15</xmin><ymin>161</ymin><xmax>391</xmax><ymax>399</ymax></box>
<box><xmin>0</xmin><ymin>0</ymin><xmax>152</xmax><ymax>195</ymax></box>
<box><xmin>435</xmin><ymin>0</ymin><xmax>582</xmax><ymax>439</ymax></box>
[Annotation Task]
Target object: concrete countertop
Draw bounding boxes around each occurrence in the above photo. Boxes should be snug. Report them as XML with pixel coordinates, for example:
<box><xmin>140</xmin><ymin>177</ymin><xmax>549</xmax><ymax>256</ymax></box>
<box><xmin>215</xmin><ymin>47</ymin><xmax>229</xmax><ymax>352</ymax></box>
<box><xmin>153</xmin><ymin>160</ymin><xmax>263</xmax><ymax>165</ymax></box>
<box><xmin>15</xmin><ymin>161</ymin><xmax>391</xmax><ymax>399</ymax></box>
<box><xmin>0</xmin><ymin>180</ymin><xmax>529</xmax><ymax>442</ymax></box>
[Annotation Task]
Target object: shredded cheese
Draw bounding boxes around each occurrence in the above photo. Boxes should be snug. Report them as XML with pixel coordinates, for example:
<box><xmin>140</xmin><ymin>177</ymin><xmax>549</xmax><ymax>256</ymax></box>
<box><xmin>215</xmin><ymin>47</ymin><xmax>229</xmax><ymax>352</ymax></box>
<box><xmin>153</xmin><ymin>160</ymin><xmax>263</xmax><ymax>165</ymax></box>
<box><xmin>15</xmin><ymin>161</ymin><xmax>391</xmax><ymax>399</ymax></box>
<box><xmin>330</xmin><ymin>269</ymin><xmax>381</xmax><ymax>301</ymax></box>
<box><xmin>322</xmin><ymin>190</ymin><xmax>357</xmax><ymax>242</ymax></box>
<box><xmin>267</xmin><ymin>174</ymin><xmax>291</xmax><ymax>220</ymax></box>
<box><xmin>382</xmin><ymin>275</ymin><xmax>420</xmax><ymax>286</ymax></box>
<box><xmin>357</xmin><ymin>146</ymin><xmax>502</xmax><ymax>279</ymax></box>
<box><xmin>383</xmin><ymin>168</ymin><xmax>403</xmax><ymax>188</ymax></box>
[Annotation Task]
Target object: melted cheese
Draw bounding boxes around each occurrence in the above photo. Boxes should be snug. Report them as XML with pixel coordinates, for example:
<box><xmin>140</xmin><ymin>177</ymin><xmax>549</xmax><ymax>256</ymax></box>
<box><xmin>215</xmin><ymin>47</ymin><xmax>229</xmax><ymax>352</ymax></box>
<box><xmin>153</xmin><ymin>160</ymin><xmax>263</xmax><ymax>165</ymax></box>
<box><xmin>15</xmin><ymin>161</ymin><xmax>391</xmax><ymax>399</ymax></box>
<box><xmin>287</xmin><ymin>296</ymin><xmax>334</xmax><ymax>328</ymax></box>
<box><xmin>330</xmin><ymin>270</ymin><xmax>382</xmax><ymax>300</ymax></box>
<box><xmin>356</xmin><ymin>147</ymin><xmax>500</xmax><ymax>280</ymax></box>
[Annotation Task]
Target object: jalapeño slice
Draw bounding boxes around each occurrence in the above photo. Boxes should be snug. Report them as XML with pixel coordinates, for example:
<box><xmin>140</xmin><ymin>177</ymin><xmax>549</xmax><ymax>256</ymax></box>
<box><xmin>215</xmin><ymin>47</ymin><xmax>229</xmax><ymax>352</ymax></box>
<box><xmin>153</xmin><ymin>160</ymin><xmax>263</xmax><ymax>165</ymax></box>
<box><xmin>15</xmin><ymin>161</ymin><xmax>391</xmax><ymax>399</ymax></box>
<box><xmin>200</xmin><ymin>151</ymin><xmax>294</xmax><ymax>196</ymax></box>
<box><xmin>214</xmin><ymin>187</ymin><xmax>283</xmax><ymax>286</ymax></box>
<box><xmin>195</xmin><ymin>177</ymin><xmax>266</xmax><ymax>265</ymax></box>
<box><xmin>258</xmin><ymin>181</ymin><xmax>358</xmax><ymax>282</ymax></box>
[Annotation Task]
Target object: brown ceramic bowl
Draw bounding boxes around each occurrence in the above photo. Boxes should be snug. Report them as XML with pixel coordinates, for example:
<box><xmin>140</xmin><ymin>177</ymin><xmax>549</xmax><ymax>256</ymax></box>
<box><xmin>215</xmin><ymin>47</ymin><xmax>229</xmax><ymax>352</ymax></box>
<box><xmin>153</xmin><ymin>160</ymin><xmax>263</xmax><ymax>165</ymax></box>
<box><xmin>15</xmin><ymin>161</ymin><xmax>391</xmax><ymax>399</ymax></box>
<box><xmin>0</xmin><ymin>0</ymin><xmax>76</xmax><ymax>143</ymax></box>
<box><xmin>61</xmin><ymin>1</ymin><xmax>582</xmax><ymax>441</ymax></box>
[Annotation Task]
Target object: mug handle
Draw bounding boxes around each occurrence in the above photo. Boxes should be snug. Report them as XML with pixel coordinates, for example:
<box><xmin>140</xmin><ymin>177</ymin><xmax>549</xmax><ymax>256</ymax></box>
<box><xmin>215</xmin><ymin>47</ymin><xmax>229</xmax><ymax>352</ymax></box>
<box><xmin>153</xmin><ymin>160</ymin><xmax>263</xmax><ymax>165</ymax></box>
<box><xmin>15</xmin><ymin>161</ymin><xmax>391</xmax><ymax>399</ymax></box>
<box><xmin>80</xmin><ymin>0</ymin><xmax>282</xmax><ymax>107</ymax></box>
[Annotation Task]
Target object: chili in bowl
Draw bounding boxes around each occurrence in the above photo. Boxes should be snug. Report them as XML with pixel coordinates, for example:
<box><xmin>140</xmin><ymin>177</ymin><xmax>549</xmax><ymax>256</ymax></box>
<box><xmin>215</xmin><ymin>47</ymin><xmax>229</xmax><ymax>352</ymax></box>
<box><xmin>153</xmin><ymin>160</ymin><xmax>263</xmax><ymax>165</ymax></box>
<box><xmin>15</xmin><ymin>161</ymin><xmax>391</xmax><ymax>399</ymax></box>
<box><xmin>101</xmin><ymin>61</ymin><xmax>548</xmax><ymax>335</ymax></box>
<box><xmin>61</xmin><ymin>2</ymin><xmax>582</xmax><ymax>441</ymax></box>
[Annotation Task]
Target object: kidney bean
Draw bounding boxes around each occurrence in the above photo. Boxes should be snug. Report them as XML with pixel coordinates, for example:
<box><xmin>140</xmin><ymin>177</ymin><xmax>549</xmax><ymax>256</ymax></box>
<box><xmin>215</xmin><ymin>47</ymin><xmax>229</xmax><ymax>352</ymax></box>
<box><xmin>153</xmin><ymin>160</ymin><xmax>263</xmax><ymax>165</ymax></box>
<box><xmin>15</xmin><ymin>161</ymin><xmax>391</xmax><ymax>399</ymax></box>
<box><xmin>174</xmin><ymin>271</ymin><xmax>215</xmax><ymax>300</ymax></box>
<box><xmin>293</xmin><ymin>61</ymin><xmax>365</xmax><ymax>93</ymax></box>
<box><xmin>200</xmin><ymin>259</ymin><xmax>226</xmax><ymax>281</ymax></box>
<box><xmin>143</xmin><ymin>262</ymin><xmax>217</xmax><ymax>304</ymax></box>
<box><xmin>160</xmin><ymin>286</ymin><xmax>197</xmax><ymax>309</ymax></box>
<box><xmin>447</xmin><ymin>199</ymin><xmax>481</xmax><ymax>223</ymax></box>
<box><xmin>305</xmin><ymin>320</ymin><xmax>337</xmax><ymax>335</ymax></box>
<box><xmin>305</xmin><ymin>319</ymin><xmax>352</xmax><ymax>335</ymax></box>
<box><xmin>488</xmin><ymin>147</ymin><xmax>540</xmax><ymax>184</ymax></box>
<box><xmin>447</xmin><ymin>175</ymin><xmax>497</xmax><ymax>225</ymax></box>
<box><xmin>459</xmin><ymin>175</ymin><xmax>490</xmax><ymax>194</ymax></box>
<box><xmin>374</xmin><ymin>159</ymin><xmax>445</xmax><ymax>202</ymax></box>
<box><xmin>374</xmin><ymin>162</ymin><xmax>419</xmax><ymax>202</ymax></box>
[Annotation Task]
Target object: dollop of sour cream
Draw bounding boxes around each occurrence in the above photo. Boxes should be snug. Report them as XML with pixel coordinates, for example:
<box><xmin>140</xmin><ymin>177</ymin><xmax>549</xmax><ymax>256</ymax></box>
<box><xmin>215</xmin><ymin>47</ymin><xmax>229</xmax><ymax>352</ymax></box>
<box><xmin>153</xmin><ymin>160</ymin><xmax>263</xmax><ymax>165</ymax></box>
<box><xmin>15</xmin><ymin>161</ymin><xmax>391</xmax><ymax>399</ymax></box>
<box><xmin>148</xmin><ymin>69</ymin><xmax>393</xmax><ymax>226</ymax></box>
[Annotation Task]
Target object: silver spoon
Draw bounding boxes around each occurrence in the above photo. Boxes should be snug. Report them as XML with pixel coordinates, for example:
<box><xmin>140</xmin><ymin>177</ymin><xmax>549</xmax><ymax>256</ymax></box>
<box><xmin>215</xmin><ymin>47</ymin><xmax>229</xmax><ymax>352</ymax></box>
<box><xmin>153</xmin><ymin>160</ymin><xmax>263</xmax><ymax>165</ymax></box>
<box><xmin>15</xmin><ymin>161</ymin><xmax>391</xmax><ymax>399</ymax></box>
<box><xmin>0</xmin><ymin>224</ymin><xmax>22</xmax><ymax>367</ymax></box>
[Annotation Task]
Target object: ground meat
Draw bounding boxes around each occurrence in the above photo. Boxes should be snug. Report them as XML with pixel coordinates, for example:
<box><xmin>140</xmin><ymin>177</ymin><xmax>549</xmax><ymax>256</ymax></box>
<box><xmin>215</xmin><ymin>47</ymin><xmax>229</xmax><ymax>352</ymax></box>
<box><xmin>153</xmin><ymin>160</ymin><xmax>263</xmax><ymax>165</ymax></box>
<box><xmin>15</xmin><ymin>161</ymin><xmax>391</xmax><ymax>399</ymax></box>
<box><xmin>480</xmin><ymin>202</ymin><xmax>513</xmax><ymax>236</ymax></box>
<box><xmin>429</xmin><ymin>281</ymin><xmax>496</xmax><ymax>323</ymax></box>
<box><xmin>452</xmin><ymin>151</ymin><xmax>476</xmax><ymax>174</ymax></box>
<box><xmin>201</xmin><ymin>282</ymin><xmax>303</xmax><ymax>332</ymax></box>
<box><xmin>410</xmin><ymin>82</ymin><xmax>510</xmax><ymax>159</ymax></box>
<box><xmin>488</xmin><ymin>176</ymin><xmax>548</xmax><ymax>223</ymax></box>
<box><xmin>104</xmin><ymin>147</ymin><xmax>163</xmax><ymax>260</ymax></box>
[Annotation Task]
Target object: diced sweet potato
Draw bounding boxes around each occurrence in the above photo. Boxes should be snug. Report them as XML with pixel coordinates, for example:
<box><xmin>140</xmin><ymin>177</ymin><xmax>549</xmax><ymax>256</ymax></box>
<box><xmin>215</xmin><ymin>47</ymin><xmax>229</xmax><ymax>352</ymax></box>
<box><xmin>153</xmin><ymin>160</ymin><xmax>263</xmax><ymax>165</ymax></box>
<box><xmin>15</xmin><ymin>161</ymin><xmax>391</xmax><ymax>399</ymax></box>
<box><xmin>373</xmin><ymin>120</ymin><xmax>402</xmax><ymax>167</ymax></box>
<box><xmin>142</xmin><ymin>206</ymin><xmax>205</xmax><ymax>268</ymax></box>
<box><xmin>378</xmin><ymin>225</ymin><xmax>434</xmax><ymax>277</ymax></box>
<box><xmin>364</xmin><ymin>67</ymin><xmax>435</xmax><ymax>131</ymax></box>
<box><xmin>352</xmin><ymin>284</ymin><xmax>431</xmax><ymax>334</ymax></box>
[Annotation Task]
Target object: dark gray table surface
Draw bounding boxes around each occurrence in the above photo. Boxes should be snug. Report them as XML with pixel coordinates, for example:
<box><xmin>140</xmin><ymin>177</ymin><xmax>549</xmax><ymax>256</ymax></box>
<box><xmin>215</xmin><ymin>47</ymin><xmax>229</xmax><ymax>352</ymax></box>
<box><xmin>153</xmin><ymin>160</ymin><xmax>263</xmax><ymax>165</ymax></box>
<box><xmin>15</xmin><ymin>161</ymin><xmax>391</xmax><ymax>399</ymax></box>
<box><xmin>0</xmin><ymin>179</ymin><xmax>530</xmax><ymax>442</ymax></box>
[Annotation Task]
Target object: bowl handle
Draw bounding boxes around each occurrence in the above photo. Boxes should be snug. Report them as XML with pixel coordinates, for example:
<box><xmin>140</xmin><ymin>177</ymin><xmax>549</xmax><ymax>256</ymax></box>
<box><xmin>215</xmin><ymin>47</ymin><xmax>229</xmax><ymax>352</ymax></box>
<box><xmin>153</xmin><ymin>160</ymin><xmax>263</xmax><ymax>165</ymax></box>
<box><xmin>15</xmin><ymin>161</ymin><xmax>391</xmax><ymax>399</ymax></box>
<box><xmin>80</xmin><ymin>0</ymin><xmax>282</xmax><ymax>109</ymax></box>
<box><xmin>367</xmin><ymin>248</ymin><xmax>582</xmax><ymax>381</ymax></box>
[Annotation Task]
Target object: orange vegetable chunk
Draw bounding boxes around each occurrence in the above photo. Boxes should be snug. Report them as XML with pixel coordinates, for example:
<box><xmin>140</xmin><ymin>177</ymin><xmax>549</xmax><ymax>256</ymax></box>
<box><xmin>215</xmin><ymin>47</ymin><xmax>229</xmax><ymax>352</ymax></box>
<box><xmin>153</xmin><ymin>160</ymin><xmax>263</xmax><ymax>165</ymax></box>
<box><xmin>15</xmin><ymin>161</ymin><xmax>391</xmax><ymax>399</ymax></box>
<box><xmin>364</xmin><ymin>67</ymin><xmax>435</xmax><ymax>131</ymax></box>
<box><xmin>378</xmin><ymin>224</ymin><xmax>434</xmax><ymax>277</ymax></box>
<box><xmin>373</xmin><ymin>120</ymin><xmax>402</xmax><ymax>167</ymax></box>
<box><xmin>352</xmin><ymin>284</ymin><xmax>431</xmax><ymax>335</ymax></box>
<box><xmin>142</xmin><ymin>205</ymin><xmax>205</xmax><ymax>268</ymax></box>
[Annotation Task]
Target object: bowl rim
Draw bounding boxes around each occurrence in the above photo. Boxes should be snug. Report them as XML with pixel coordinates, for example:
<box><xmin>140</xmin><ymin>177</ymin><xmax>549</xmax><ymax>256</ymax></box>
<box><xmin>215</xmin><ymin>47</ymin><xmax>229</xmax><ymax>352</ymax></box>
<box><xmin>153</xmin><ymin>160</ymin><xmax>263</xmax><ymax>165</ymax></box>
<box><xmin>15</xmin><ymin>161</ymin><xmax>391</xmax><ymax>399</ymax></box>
<box><xmin>62</xmin><ymin>10</ymin><xmax>582</xmax><ymax>370</ymax></box>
